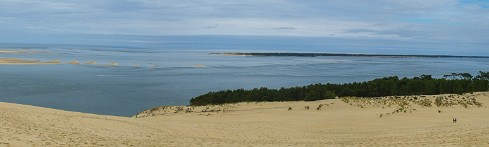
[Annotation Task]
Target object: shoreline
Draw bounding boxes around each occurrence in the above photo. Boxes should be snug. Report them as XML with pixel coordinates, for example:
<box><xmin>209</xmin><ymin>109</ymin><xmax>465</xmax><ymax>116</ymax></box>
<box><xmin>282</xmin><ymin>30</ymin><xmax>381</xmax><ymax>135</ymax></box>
<box><xmin>0</xmin><ymin>92</ymin><xmax>488</xmax><ymax>146</ymax></box>
<box><xmin>214</xmin><ymin>52</ymin><xmax>489</xmax><ymax>58</ymax></box>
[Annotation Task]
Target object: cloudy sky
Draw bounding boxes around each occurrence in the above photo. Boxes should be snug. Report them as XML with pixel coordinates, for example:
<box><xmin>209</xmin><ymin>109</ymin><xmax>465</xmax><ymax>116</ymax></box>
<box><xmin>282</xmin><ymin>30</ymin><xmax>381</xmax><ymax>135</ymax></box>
<box><xmin>0</xmin><ymin>0</ymin><xmax>488</xmax><ymax>54</ymax></box>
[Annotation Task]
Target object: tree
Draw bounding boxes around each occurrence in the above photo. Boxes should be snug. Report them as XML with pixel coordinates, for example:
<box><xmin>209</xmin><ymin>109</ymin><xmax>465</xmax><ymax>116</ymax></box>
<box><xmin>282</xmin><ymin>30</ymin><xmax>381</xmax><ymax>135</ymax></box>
<box><xmin>189</xmin><ymin>73</ymin><xmax>489</xmax><ymax>106</ymax></box>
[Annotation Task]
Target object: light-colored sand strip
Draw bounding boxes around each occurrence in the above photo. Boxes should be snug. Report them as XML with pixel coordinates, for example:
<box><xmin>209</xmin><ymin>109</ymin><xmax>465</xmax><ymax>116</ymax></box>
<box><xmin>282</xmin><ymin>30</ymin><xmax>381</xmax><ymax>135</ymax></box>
<box><xmin>0</xmin><ymin>50</ymin><xmax>21</xmax><ymax>54</ymax></box>
<box><xmin>0</xmin><ymin>49</ymin><xmax>44</xmax><ymax>54</ymax></box>
<box><xmin>0</xmin><ymin>92</ymin><xmax>488</xmax><ymax>146</ymax></box>
<box><xmin>0</xmin><ymin>58</ymin><xmax>60</xmax><ymax>64</ymax></box>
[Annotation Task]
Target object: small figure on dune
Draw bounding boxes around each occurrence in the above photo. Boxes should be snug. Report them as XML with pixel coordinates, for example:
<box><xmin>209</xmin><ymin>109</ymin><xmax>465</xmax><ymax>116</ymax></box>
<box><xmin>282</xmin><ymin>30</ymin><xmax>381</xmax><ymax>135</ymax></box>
<box><xmin>453</xmin><ymin>118</ymin><xmax>457</xmax><ymax>123</ymax></box>
<box><xmin>288</xmin><ymin>107</ymin><xmax>292</xmax><ymax>111</ymax></box>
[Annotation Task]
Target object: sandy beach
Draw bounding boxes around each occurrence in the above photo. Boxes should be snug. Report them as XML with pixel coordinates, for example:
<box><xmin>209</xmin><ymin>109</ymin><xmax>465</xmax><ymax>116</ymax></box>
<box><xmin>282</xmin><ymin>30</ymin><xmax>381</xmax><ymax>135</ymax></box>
<box><xmin>0</xmin><ymin>92</ymin><xmax>487</xmax><ymax>146</ymax></box>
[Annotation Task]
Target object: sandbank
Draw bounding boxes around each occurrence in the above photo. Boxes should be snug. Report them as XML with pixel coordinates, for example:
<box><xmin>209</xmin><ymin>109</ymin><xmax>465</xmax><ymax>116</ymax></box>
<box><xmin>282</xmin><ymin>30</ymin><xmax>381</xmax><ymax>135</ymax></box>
<box><xmin>0</xmin><ymin>58</ymin><xmax>60</xmax><ymax>65</ymax></box>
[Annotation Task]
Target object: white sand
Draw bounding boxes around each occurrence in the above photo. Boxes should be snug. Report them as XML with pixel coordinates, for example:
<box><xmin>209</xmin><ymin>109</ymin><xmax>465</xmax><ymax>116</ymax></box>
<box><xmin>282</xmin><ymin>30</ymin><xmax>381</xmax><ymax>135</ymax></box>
<box><xmin>0</xmin><ymin>93</ymin><xmax>488</xmax><ymax>146</ymax></box>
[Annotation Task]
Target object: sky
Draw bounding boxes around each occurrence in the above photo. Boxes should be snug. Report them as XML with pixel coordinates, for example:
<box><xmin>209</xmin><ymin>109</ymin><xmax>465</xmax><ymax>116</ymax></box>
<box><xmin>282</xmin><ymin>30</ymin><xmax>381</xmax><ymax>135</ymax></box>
<box><xmin>0</xmin><ymin>0</ymin><xmax>488</xmax><ymax>54</ymax></box>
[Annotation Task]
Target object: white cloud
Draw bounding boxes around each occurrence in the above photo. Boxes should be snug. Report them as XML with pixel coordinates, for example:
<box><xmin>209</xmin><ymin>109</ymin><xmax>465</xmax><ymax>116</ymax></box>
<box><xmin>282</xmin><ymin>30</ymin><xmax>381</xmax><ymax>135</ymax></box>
<box><xmin>0</xmin><ymin>0</ymin><xmax>488</xmax><ymax>46</ymax></box>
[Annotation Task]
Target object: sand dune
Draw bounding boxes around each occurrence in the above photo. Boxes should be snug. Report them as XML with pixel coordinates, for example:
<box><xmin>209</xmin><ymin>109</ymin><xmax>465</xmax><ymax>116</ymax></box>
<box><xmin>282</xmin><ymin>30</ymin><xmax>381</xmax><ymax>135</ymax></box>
<box><xmin>1</xmin><ymin>93</ymin><xmax>489</xmax><ymax>146</ymax></box>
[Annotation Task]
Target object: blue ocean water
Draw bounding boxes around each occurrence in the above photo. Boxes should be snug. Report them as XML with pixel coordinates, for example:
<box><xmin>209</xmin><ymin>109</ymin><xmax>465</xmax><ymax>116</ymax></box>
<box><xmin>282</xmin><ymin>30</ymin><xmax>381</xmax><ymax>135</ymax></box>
<box><xmin>1</xmin><ymin>42</ymin><xmax>489</xmax><ymax>116</ymax></box>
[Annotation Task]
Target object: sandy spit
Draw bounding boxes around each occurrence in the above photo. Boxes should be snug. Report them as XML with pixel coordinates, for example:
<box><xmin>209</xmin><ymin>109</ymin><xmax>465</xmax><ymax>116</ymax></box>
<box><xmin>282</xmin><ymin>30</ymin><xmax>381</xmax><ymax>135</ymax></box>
<box><xmin>1</xmin><ymin>92</ymin><xmax>489</xmax><ymax>146</ymax></box>
<box><xmin>0</xmin><ymin>58</ymin><xmax>60</xmax><ymax>65</ymax></box>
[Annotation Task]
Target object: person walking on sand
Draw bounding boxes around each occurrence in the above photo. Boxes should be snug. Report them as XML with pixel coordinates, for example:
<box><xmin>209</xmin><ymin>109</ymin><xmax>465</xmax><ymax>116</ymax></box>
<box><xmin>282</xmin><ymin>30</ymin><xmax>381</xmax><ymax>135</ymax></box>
<box><xmin>453</xmin><ymin>118</ymin><xmax>457</xmax><ymax>123</ymax></box>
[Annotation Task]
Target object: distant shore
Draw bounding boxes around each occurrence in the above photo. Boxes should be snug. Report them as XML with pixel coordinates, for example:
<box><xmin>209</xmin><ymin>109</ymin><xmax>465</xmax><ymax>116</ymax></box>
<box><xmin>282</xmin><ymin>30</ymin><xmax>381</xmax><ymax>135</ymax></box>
<box><xmin>0</xmin><ymin>92</ymin><xmax>488</xmax><ymax>146</ymax></box>
<box><xmin>213</xmin><ymin>52</ymin><xmax>489</xmax><ymax>58</ymax></box>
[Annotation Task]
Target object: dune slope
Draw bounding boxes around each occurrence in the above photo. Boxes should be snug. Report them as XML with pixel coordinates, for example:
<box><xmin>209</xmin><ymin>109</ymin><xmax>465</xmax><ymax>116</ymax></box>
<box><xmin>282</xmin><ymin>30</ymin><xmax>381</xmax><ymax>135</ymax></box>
<box><xmin>1</xmin><ymin>93</ymin><xmax>489</xmax><ymax>146</ymax></box>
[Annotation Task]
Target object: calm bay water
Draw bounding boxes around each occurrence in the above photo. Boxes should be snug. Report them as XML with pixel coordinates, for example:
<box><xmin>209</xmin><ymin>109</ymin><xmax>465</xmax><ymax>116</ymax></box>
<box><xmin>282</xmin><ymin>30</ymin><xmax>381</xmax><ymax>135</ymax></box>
<box><xmin>1</xmin><ymin>46</ymin><xmax>489</xmax><ymax>116</ymax></box>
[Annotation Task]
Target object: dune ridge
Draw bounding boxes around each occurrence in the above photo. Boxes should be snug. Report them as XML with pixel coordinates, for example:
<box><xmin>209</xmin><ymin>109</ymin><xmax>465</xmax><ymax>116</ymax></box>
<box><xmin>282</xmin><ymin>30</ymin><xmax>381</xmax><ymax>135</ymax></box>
<box><xmin>0</xmin><ymin>92</ymin><xmax>488</xmax><ymax>146</ymax></box>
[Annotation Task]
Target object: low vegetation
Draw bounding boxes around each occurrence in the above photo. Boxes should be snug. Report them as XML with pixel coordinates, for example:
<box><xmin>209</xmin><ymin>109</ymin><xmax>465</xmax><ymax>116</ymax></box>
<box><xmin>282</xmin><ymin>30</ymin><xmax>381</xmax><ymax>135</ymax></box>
<box><xmin>190</xmin><ymin>71</ymin><xmax>489</xmax><ymax>106</ymax></box>
<box><xmin>340</xmin><ymin>93</ymin><xmax>484</xmax><ymax>118</ymax></box>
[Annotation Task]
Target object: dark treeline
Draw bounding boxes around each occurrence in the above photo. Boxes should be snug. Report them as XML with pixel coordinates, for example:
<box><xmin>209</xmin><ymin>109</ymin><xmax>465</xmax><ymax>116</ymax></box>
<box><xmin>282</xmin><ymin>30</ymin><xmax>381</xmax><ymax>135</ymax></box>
<box><xmin>215</xmin><ymin>52</ymin><xmax>489</xmax><ymax>59</ymax></box>
<box><xmin>190</xmin><ymin>71</ymin><xmax>489</xmax><ymax>106</ymax></box>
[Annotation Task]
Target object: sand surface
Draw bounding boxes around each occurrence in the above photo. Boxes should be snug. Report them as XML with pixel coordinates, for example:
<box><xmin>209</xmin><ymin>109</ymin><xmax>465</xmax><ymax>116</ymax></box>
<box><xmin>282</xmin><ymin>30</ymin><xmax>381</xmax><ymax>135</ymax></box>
<box><xmin>0</xmin><ymin>50</ymin><xmax>29</xmax><ymax>54</ymax></box>
<box><xmin>0</xmin><ymin>58</ymin><xmax>60</xmax><ymax>64</ymax></box>
<box><xmin>1</xmin><ymin>93</ymin><xmax>489</xmax><ymax>146</ymax></box>
<box><xmin>0</xmin><ymin>49</ymin><xmax>57</xmax><ymax>64</ymax></box>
